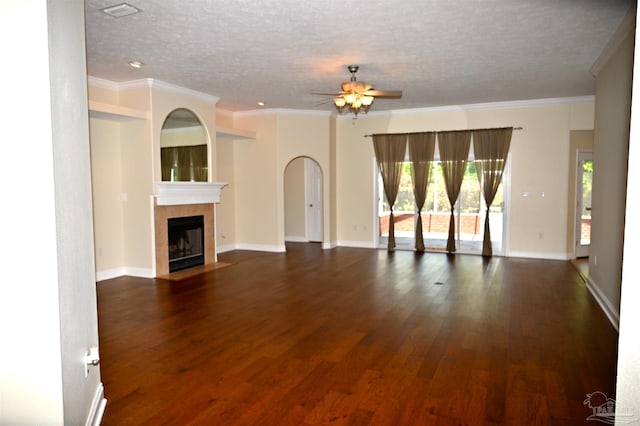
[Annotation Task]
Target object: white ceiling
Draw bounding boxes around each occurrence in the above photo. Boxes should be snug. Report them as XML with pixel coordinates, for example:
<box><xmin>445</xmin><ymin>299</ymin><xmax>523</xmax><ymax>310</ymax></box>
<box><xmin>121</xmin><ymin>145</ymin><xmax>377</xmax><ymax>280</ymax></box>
<box><xmin>84</xmin><ymin>0</ymin><xmax>633</xmax><ymax>113</ymax></box>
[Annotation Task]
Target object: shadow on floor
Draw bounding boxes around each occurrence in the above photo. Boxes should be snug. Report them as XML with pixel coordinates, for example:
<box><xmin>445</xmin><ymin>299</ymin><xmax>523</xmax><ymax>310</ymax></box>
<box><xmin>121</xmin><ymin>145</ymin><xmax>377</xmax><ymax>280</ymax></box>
<box><xmin>571</xmin><ymin>257</ymin><xmax>589</xmax><ymax>282</ymax></box>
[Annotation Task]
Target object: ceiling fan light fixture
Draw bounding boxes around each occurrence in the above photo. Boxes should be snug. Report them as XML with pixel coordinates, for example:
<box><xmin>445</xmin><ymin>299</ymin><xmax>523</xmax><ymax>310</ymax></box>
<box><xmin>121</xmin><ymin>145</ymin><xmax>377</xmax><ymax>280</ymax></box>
<box><xmin>315</xmin><ymin>65</ymin><xmax>401</xmax><ymax>118</ymax></box>
<box><xmin>361</xmin><ymin>96</ymin><xmax>374</xmax><ymax>106</ymax></box>
<box><xmin>344</xmin><ymin>93</ymin><xmax>357</xmax><ymax>104</ymax></box>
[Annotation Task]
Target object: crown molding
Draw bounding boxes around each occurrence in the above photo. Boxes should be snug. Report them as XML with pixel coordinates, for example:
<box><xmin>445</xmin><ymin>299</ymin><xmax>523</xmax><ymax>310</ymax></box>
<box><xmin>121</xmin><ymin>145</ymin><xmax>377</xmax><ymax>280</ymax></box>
<box><xmin>87</xmin><ymin>76</ymin><xmax>120</xmax><ymax>90</ymax></box>
<box><xmin>87</xmin><ymin>76</ymin><xmax>220</xmax><ymax>104</ymax></box>
<box><xmin>456</xmin><ymin>96</ymin><xmax>595</xmax><ymax>111</ymax></box>
<box><xmin>149</xmin><ymin>79</ymin><xmax>220</xmax><ymax>104</ymax></box>
<box><xmin>114</xmin><ymin>78</ymin><xmax>153</xmax><ymax>90</ymax></box>
<box><xmin>233</xmin><ymin>108</ymin><xmax>332</xmax><ymax>119</ymax></box>
<box><xmin>590</xmin><ymin>4</ymin><xmax>636</xmax><ymax>77</ymax></box>
<box><xmin>335</xmin><ymin>96</ymin><xmax>595</xmax><ymax>119</ymax></box>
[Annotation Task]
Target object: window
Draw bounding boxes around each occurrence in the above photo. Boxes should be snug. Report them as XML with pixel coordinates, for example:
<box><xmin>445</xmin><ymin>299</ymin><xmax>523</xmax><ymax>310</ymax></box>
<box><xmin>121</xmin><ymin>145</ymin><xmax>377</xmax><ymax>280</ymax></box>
<box><xmin>377</xmin><ymin>153</ymin><xmax>509</xmax><ymax>254</ymax></box>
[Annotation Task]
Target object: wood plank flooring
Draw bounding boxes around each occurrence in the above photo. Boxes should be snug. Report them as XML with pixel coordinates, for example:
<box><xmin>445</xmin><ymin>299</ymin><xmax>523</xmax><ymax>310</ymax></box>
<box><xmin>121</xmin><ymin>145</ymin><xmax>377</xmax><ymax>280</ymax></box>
<box><xmin>97</xmin><ymin>244</ymin><xmax>618</xmax><ymax>425</ymax></box>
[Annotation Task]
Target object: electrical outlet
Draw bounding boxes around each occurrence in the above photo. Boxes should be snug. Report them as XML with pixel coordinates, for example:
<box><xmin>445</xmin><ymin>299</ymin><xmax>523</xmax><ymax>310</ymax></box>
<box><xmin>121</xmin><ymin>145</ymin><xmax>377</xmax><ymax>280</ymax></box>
<box><xmin>84</xmin><ymin>346</ymin><xmax>100</xmax><ymax>378</ymax></box>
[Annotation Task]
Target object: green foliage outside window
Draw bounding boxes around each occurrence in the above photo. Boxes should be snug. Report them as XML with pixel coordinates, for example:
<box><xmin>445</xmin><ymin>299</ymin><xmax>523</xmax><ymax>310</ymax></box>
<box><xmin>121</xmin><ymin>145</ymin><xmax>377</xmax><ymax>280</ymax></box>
<box><xmin>381</xmin><ymin>161</ymin><xmax>503</xmax><ymax>214</ymax></box>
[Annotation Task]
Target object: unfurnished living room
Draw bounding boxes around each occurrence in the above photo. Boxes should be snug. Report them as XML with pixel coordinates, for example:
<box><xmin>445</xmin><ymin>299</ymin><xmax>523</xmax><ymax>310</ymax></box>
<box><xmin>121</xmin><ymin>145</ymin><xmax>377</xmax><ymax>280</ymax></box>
<box><xmin>2</xmin><ymin>1</ymin><xmax>640</xmax><ymax>425</ymax></box>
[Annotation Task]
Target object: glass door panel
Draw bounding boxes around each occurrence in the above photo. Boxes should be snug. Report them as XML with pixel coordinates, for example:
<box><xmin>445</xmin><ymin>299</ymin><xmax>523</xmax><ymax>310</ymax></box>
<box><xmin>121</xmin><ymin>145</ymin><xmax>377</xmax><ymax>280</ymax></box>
<box><xmin>576</xmin><ymin>152</ymin><xmax>592</xmax><ymax>257</ymax></box>
<box><xmin>377</xmin><ymin>159</ymin><xmax>506</xmax><ymax>254</ymax></box>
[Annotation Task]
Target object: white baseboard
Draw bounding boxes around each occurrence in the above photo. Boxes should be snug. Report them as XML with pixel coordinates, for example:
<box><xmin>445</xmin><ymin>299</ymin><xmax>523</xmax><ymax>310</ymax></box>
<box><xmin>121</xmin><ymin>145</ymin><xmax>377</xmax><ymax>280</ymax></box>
<box><xmin>96</xmin><ymin>267</ymin><xmax>154</xmax><ymax>282</ymax></box>
<box><xmin>586</xmin><ymin>276</ymin><xmax>620</xmax><ymax>331</ymax></box>
<box><xmin>124</xmin><ymin>267</ymin><xmax>155</xmax><ymax>278</ymax></box>
<box><xmin>219</xmin><ymin>242</ymin><xmax>337</xmax><ymax>252</ymax></box>
<box><xmin>85</xmin><ymin>383</ymin><xmax>107</xmax><ymax>426</ymax></box>
<box><xmin>285</xmin><ymin>235</ymin><xmax>308</xmax><ymax>242</ymax></box>
<box><xmin>216</xmin><ymin>244</ymin><xmax>237</xmax><ymax>254</ymax></box>
<box><xmin>235</xmin><ymin>243</ymin><xmax>287</xmax><ymax>253</ymax></box>
<box><xmin>506</xmin><ymin>251</ymin><xmax>570</xmax><ymax>261</ymax></box>
<box><xmin>336</xmin><ymin>240</ymin><xmax>377</xmax><ymax>249</ymax></box>
<box><xmin>96</xmin><ymin>268</ymin><xmax>126</xmax><ymax>282</ymax></box>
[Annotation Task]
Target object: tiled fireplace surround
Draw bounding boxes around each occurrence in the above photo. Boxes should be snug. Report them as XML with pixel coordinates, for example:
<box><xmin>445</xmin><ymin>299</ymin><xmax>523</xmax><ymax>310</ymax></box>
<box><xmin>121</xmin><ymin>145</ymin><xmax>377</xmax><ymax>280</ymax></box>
<box><xmin>153</xmin><ymin>182</ymin><xmax>225</xmax><ymax>277</ymax></box>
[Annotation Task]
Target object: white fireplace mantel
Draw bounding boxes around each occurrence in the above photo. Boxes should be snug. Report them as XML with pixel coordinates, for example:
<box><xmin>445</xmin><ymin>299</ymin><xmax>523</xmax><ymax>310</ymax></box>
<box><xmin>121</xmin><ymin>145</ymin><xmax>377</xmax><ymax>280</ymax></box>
<box><xmin>155</xmin><ymin>182</ymin><xmax>227</xmax><ymax>206</ymax></box>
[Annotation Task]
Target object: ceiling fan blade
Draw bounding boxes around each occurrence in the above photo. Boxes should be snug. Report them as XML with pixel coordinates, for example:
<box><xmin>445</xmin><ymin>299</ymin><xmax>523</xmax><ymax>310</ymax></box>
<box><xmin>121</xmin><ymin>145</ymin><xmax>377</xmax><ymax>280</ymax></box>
<box><xmin>315</xmin><ymin>99</ymin><xmax>335</xmax><ymax>105</ymax></box>
<box><xmin>310</xmin><ymin>91</ymin><xmax>344</xmax><ymax>96</ymax></box>
<box><xmin>363</xmin><ymin>90</ymin><xmax>403</xmax><ymax>98</ymax></box>
<box><xmin>340</xmin><ymin>82</ymin><xmax>374</xmax><ymax>93</ymax></box>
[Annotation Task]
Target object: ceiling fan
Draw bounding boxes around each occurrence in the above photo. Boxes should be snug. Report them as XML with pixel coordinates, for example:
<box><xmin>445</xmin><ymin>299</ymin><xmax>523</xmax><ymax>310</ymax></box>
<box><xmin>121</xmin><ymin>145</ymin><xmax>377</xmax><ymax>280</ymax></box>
<box><xmin>313</xmin><ymin>65</ymin><xmax>402</xmax><ymax>116</ymax></box>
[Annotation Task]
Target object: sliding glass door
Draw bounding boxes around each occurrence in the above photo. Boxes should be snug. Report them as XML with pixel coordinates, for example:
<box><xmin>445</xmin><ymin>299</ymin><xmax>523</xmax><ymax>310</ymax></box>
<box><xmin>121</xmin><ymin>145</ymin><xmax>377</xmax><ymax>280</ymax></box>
<box><xmin>377</xmin><ymin>157</ymin><xmax>508</xmax><ymax>254</ymax></box>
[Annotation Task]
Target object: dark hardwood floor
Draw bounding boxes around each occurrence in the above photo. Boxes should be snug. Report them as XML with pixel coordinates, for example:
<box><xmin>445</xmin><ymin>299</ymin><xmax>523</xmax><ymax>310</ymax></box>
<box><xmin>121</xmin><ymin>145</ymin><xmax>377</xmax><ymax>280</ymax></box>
<box><xmin>97</xmin><ymin>244</ymin><xmax>618</xmax><ymax>425</ymax></box>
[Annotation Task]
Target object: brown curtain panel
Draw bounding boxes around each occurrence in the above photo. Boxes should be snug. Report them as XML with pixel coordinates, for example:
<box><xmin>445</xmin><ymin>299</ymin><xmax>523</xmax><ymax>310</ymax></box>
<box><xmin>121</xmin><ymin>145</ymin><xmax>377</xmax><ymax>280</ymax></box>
<box><xmin>161</xmin><ymin>147</ymin><xmax>175</xmax><ymax>181</ymax></box>
<box><xmin>408</xmin><ymin>132</ymin><xmax>436</xmax><ymax>251</ymax></box>
<box><xmin>373</xmin><ymin>134</ymin><xmax>407</xmax><ymax>250</ymax></box>
<box><xmin>473</xmin><ymin>127</ymin><xmax>512</xmax><ymax>257</ymax></box>
<box><xmin>438</xmin><ymin>130</ymin><xmax>471</xmax><ymax>253</ymax></box>
<box><xmin>161</xmin><ymin>145</ymin><xmax>208</xmax><ymax>181</ymax></box>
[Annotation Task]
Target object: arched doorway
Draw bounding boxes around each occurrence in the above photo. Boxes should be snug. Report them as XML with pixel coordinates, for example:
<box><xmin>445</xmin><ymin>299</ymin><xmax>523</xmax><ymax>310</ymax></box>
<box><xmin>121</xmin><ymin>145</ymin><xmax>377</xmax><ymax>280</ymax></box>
<box><xmin>284</xmin><ymin>157</ymin><xmax>323</xmax><ymax>244</ymax></box>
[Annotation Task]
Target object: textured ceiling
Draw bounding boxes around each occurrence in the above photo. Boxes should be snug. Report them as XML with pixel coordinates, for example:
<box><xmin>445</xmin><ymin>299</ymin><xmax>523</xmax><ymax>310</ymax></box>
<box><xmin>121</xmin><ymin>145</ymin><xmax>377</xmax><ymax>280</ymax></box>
<box><xmin>84</xmin><ymin>0</ymin><xmax>633</xmax><ymax>113</ymax></box>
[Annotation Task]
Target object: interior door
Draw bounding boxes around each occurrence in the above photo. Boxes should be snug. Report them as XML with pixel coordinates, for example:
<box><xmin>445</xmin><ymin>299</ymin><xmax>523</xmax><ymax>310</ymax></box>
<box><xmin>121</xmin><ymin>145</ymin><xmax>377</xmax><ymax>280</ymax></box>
<box><xmin>305</xmin><ymin>158</ymin><xmax>323</xmax><ymax>242</ymax></box>
<box><xmin>575</xmin><ymin>150</ymin><xmax>593</xmax><ymax>257</ymax></box>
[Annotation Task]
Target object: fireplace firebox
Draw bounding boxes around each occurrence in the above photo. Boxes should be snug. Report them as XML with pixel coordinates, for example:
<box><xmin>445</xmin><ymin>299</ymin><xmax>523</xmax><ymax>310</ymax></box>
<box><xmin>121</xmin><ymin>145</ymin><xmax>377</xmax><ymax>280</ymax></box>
<box><xmin>168</xmin><ymin>215</ymin><xmax>205</xmax><ymax>272</ymax></box>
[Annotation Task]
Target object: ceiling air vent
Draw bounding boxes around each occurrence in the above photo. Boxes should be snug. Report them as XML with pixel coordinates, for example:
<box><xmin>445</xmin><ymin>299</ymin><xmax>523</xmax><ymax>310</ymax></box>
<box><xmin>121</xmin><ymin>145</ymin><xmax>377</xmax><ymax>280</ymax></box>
<box><xmin>100</xmin><ymin>3</ymin><xmax>142</xmax><ymax>18</ymax></box>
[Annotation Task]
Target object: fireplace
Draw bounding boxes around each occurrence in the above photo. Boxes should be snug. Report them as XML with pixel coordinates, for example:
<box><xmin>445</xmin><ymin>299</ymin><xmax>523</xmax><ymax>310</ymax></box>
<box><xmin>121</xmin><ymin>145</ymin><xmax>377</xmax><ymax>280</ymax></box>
<box><xmin>168</xmin><ymin>215</ymin><xmax>204</xmax><ymax>272</ymax></box>
<box><xmin>153</xmin><ymin>182</ymin><xmax>227</xmax><ymax>277</ymax></box>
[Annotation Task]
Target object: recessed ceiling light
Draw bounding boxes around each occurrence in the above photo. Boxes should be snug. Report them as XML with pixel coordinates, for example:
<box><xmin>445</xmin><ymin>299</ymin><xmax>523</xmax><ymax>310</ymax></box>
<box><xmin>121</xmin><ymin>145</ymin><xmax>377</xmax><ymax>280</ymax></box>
<box><xmin>257</xmin><ymin>101</ymin><xmax>265</xmax><ymax>106</ymax></box>
<box><xmin>101</xmin><ymin>3</ymin><xmax>142</xmax><ymax>18</ymax></box>
<box><xmin>128</xmin><ymin>60</ymin><xmax>144</xmax><ymax>69</ymax></box>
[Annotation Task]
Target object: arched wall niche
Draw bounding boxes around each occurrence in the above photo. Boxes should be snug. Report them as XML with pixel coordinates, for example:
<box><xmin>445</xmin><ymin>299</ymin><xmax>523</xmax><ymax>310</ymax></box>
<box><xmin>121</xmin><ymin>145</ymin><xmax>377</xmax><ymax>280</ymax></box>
<box><xmin>160</xmin><ymin>108</ymin><xmax>209</xmax><ymax>182</ymax></box>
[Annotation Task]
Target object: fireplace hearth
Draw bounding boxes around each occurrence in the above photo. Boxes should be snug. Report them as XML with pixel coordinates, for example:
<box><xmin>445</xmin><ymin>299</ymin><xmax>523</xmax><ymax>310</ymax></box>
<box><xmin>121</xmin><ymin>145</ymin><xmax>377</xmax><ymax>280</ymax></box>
<box><xmin>168</xmin><ymin>215</ymin><xmax>204</xmax><ymax>272</ymax></box>
<box><xmin>153</xmin><ymin>184</ymin><xmax>224</xmax><ymax>277</ymax></box>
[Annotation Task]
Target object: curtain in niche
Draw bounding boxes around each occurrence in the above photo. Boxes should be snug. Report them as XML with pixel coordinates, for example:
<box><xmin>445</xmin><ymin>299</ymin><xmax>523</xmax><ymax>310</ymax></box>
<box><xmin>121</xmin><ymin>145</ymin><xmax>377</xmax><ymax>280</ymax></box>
<box><xmin>373</xmin><ymin>134</ymin><xmax>407</xmax><ymax>250</ymax></box>
<box><xmin>472</xmin><ymin>127</ymin><xmax>512</xmax><ymax>257</ymax></box>
<box><xmin>161</xmin><ymin>147</ymin><xmax>175</xmax><ymax>181</ymax></box>
<box><xmin>408</xmin><ymin>132</ymin><xmax>436</xmax><ymax>251</ymax></box>
<box><xmin>438</xmin><ymin>130</ymin><xmax>471</xmax><ymax>253</ymax></box>
<box><xmin>161</xmin><ymin>145</ymin><xmax>208</xmax><ymax>181</ymax></box>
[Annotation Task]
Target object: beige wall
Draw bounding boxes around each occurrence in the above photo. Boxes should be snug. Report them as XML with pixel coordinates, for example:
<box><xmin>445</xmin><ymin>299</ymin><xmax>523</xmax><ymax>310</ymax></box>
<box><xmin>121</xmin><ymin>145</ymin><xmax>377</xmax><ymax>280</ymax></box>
<box><xmin>119</xmin><ymin>118</ymin><xmax>154</xmax><ymax>273</ymax></box>
<box><xmin>284</xmin><ymin>158</ymin><xmax>306</xmax><ymax>240</ymax></box>
<box><xmin>335</xmin><ymin>102</ymin><xmax>593</xmax><ymax>256</ymax></box>
<box><xmin>88</xmin><ymin>82</ymin><xmax>119</xmax><ymax>104</ymax></box>
<box><xmin>470</xmin><ymin>104</ymin><xmax>572</xmax><ymax>257</ymax></box>
<box><xmin>88</xmin><ymin>81</ymin><xmax>219</xmax><ymax>278</ymax></box>
<box><xmin>89</xmin><ymin>118</ymin><xmax>125</xmax><ymax>274</ymax></box>
<box><xmin>216</xmin><ymin>108</ymin><xmax>234</xmax><ymax>128</ymax></box>
<box><xmin>90</xmin><ymin>88</ymin><xmax>597</xmax><ymax>272</ymax></box>
<box><xmin>329</xmin><ymin>117</ymin><xmax>338</xmax><ymax>244</ymax></box>
<box><xmin>336</xmin><ymin>113</ymin><xmax>392</xmax><ymax>245</ymax></box>
<box><xmin>277</xmin><ymin>114</ymin><xmax>332</xmax><ymax>246</ymax></box>
<box><xmin>150</xmin><ymin>86</ymin><xmax>217</xmax><ymax>182</ymax></box>
<box><xmin>160</xmin><ymin>126</ymin><xmax>207</xmax><ymax>147</ymax></box>
<box><xmin>231</xmin><ymin>111</ymin><xmax>332</xmax><ymax>250</ymax></box>
<box><xmin>216</xmin><ymin>136</ymin><xmax>236</xmax><ymax>251</ymax></box>
<box><xmin>589</xmin><ymin>24</ymin><xmax>635</xmax><ymax>326</ymax></box>
<box><xmin>233</xmin><ymin>113</ymin><xmax>281</xmax><ymax>249</ymax></box>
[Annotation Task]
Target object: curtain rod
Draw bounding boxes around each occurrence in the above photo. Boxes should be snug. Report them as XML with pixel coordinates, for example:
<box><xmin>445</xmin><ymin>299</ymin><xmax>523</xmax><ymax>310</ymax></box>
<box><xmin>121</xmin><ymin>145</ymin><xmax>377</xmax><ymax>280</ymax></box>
<box><xmin>363</xmin><ymin>126</ymin><xmax>523</xmax><ymax>138</ymax></box>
